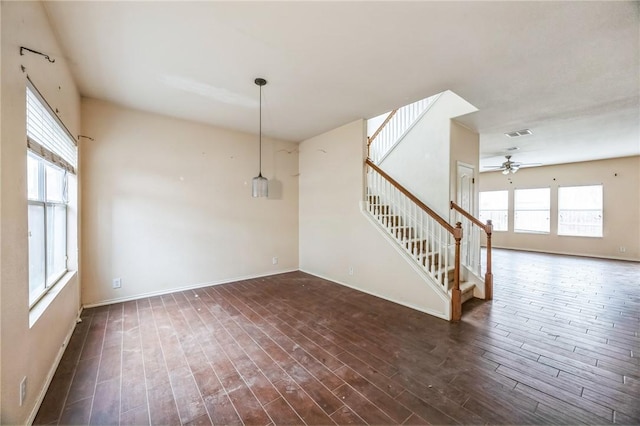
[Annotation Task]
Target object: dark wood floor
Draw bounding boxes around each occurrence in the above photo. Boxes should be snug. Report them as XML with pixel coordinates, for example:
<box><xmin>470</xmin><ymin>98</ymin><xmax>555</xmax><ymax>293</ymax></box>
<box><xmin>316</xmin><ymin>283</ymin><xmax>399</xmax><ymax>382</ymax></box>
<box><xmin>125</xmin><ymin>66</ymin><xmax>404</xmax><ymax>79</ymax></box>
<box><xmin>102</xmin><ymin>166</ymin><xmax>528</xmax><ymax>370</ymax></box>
<box><xmin>35</xmin><ymin>249</ymin><xmax>640</xmax><ymax>425</ymax></box>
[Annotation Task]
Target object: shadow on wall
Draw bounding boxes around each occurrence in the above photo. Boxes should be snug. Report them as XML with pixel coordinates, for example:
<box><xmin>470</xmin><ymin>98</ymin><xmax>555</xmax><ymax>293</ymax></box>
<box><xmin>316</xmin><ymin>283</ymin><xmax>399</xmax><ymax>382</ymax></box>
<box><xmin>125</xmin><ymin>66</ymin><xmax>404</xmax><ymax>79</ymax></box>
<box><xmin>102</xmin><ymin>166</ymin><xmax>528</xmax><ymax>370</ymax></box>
<box><xmin>268</xmin><ymin>179</ymin><xmax>283</xmax><ymax>200</ymax></box>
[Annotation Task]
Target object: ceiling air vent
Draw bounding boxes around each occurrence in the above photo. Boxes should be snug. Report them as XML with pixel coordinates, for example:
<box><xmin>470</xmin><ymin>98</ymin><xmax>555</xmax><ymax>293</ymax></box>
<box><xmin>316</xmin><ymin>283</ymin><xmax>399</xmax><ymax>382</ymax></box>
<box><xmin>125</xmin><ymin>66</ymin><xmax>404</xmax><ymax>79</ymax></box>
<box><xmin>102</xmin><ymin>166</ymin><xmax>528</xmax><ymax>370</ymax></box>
<box><xmin>505</xmin><ymin>129</ymin><xmax>532</xmax><ymax>138</ymax></box>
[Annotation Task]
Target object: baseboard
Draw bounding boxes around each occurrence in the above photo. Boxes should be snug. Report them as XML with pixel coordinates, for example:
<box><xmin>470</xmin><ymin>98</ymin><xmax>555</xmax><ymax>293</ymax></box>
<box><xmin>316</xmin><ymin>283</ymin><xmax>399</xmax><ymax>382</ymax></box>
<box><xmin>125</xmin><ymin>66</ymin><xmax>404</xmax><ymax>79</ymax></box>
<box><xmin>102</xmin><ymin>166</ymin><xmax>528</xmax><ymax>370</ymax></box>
<box><xmin>27</xmin><ymin>307</ymin><xmax>83</xmax><ymax>425</ymax></box>
<box><xmin>299</xmin><ymin>268</ymin><xmax>450</xmax><ymax>321</ymax></box>
<box><xmin>491</xmin><ymin>245</ymin><xmax>639</xmax><ymax>262</ymax></box>
<box><xmin>82</xmin><ymin>269</ymin><xmax>299</xmax><ymax>309</ymax></box>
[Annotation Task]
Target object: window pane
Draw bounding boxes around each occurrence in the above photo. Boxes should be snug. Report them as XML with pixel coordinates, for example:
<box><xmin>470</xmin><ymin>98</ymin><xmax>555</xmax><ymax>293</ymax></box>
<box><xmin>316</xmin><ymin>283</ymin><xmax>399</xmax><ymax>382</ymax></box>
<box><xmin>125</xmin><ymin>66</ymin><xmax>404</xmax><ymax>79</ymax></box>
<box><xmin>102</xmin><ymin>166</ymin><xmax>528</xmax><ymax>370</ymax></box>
<box><xmin>27</xmin><ymin>154</ymin><xmax>41</xmax><ymax>200</ymax></box>
<box><xmin>29</xmin><ymin>204</ymin><xmax>46</xmax><ymax>304</ymax></box>
<box><xmin>515</xmin><ymin>188</ymin><xmax>550</xmax><ymax>233</ymax></box>
<box><xmin>558</xmin><ymin>185</ymin><xmax>603</xmax><ymax>237</ymax></box>
<box><xmin>45</xmin><ymin>163</ymin><xmax>65</xmax><ymax>202</ymax></box>
<box><xmin>46</xmin><ymin>204</ymin><xmax>67</xmax><ymax>284</ymax></box>
<box><xmin>479</xmin><ymin>190</ymin><xmax>508</xmax><ymax>231</ymax></box>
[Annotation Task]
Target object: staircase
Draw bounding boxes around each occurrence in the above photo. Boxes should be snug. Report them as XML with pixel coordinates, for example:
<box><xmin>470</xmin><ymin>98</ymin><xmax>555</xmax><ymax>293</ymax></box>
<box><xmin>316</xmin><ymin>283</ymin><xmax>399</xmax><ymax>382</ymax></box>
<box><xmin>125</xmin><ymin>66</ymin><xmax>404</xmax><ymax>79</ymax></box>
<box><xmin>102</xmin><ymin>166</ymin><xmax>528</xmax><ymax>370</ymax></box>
<box><xmin>365</xmin><ymin>160</ymin><xmax>469</xmax><ymax>320</ymax></box>
<box><xmin>364</xmin><ymin>95</ymin><xmax>493</xmax><ymax>321</ymax></box>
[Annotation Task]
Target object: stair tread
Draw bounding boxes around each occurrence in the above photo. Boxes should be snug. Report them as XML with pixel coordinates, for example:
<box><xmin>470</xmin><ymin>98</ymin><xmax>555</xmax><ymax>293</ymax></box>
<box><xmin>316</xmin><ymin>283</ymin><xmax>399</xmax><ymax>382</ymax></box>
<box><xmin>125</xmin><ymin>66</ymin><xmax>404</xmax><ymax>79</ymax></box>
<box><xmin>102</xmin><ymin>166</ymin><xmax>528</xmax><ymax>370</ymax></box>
<box><xmin>460</xmin><ymin>281</ymin><xmax>475</xmax><ymax>292</ymax></box>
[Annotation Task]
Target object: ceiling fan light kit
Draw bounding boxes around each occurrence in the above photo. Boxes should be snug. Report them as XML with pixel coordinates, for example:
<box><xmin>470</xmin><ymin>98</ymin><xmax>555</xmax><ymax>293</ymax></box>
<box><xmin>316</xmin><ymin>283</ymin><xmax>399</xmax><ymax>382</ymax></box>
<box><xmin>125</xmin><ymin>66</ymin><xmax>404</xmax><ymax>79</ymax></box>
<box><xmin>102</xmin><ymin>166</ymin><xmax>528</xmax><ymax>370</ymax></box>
<box><xmin>486</xmin><ymin>154</ymin><xmax>539</xmax><ymax>175</ymax></box>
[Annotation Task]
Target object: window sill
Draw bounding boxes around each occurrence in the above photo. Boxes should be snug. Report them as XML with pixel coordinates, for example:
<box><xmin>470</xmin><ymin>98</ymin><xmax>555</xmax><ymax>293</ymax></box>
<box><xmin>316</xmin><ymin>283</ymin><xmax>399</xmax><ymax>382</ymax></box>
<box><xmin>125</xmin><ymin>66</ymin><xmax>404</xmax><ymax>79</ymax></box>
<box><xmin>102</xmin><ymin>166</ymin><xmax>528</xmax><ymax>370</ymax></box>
<box><xmin>29</xmin><ymin>270</ymin><xmax>77</xmax><ymax>329</ymax></box>
<box><xmin>558</xmin><ymin>234</ymin><xmax>603</xmax><ymax>238</ymax></box>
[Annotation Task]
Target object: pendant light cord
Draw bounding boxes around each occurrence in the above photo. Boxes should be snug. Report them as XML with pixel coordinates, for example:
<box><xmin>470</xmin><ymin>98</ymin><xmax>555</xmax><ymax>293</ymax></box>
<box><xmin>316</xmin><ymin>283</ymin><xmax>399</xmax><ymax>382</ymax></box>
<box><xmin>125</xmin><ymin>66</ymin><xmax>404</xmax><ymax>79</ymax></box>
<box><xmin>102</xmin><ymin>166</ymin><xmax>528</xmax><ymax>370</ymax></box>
<box><xmin>259</xmin><ymin>83</ymin><xmax>262</xmax><ymax>177</ymax></box>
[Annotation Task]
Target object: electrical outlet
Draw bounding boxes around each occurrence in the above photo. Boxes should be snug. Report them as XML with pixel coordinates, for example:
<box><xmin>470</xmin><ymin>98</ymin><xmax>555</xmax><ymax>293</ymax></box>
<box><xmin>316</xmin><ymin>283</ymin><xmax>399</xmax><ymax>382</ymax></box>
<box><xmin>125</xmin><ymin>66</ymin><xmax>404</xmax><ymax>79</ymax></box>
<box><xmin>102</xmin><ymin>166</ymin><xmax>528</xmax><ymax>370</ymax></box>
<box><xmin>19</xmin><ymin>377</ymin><xmax>27</xmax><ymax>406</ymax></box>
<box><xmin>619</xmin><ymin>246</ymin><xmax>626</xmax><ymax>253</ymax></box>
<box><xmin>348</xmin><ymin>266</ymin><xmax>354</xmax><ymax>276</ymax></box>
<box><xmin>112</xmin><ymin>278</ymin><xmax>122</xmax><ymax>289</ymax></box>
<box><xmin>272</xmin><ymin>257</ymin><xmax>278</xmax><ymax>265</ymax></box>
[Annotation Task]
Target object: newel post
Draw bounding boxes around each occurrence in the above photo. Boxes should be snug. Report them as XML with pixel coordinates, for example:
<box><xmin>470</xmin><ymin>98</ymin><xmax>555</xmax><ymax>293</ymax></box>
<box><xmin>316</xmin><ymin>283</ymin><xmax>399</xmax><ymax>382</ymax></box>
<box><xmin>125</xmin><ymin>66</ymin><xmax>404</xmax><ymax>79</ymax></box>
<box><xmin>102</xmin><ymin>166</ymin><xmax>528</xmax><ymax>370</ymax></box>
<box><xmin>485</xmin><ymin>220</ymin><xmax>494</xmax><ymax>300</ymax></box>
<box><xmin>452</xmin><ymin>222</ymin><xmax>463</xmax><ymax>321</ymax></box>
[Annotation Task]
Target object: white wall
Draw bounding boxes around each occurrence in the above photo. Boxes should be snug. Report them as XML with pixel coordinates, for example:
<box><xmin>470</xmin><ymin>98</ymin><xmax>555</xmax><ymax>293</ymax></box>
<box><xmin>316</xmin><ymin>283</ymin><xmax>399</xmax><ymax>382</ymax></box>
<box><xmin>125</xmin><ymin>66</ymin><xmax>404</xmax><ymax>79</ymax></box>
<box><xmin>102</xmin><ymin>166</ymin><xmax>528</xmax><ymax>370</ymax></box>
<box><xmin>479</xmin><ymin>156</ymin><xmax>640</xmax><ymax>261</ymax></box>
<box><xmin>1</xmin><ymin>2</ymin><xmax>82</xmax><ymax>423</ymax></box>
<box><xmin>379</xmin><ymin>91</ymin><xmax>477</xmax><ymax>218</ymax></box>
<box><xmin>81</xmin><ymin>99</ymin><xmax>299</xmax><ymax>306</ymax></box>
<box><xmin>299</xmin><ymin>120</ymin><xmax>449</xmax><ymax>319</ymax></box>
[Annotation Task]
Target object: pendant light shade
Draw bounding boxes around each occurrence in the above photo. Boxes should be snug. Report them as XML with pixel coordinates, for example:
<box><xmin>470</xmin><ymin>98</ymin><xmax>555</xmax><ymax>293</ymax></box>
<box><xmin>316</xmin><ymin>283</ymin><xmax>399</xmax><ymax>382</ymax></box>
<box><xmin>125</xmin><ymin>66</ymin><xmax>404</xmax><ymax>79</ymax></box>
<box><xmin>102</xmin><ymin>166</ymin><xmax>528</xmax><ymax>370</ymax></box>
<box><xmin>252</xmin><ymin>173</ymin><xmax>268</xmax><ymax>197</ymax></box>
<box><xmin>252</xmin><ymin>78</ymin><xmax>268</xmax><ymax>198</ymax></box>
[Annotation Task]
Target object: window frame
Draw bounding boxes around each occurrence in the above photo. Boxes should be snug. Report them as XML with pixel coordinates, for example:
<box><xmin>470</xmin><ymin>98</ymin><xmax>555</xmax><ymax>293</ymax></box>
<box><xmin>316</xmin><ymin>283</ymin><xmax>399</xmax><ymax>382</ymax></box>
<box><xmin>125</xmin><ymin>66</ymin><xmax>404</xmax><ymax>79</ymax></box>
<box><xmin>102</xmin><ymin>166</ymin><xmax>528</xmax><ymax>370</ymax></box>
<box><xmin>478</xmin><ymin>190</ymin><xmax>509</xmax><ymax>232</ymax></box>
<box><xmin>26</xmin><ymin>78</ymin><xmax>76</xmax><ymax>309</ymax></box>
<box><xmin>514</xmin><ymin>187</ymin><xmax>551</xmax><ymax>234</ymax></box>
<box><xmin>27</xmin><ymin>152</ymin><xmax>69</xmax><ymax>308</ymax></box>
<box><xmin>557</xmin><ymin>184</ymin><xmax>603</xmax><ymax>238</ymax></box>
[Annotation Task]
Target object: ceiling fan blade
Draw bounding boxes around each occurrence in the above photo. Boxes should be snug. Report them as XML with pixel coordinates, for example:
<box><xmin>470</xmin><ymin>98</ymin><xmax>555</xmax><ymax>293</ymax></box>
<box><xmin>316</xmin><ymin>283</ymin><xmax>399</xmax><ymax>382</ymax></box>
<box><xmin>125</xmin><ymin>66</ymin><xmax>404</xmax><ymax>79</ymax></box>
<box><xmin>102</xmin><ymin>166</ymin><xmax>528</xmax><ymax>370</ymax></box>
<box><xmin>518</xmin><ymin>162</ymin><xmax>542</xmax><ymax>166</ymax></box>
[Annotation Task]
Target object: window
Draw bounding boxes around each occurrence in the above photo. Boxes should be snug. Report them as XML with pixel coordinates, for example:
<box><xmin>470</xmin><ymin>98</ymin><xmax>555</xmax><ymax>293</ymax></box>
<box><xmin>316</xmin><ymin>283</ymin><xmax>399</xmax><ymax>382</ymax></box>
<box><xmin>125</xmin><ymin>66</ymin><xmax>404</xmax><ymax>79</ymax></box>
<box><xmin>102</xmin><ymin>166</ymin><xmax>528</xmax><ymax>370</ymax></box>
<box><xmin>479</xmin><ymin>190</ymin><xmax>508</xmax><ymax>231</ymax></box>
<box><xmin>28</xmin><ymin>154</ymin><xmax>68</xmax><ymax>305</ymax></box>
<box><xmin>514</xmin><ymin>188</ymin><xmax>550</xmax><ymax>233</ymax></box>
<box><xmin>26</xmin><ymin>81</ymin><xmax>76</xmax><ymax>307</ymax></box>
<box><xmin>558</xmin><ymin>185</ymin><xmax>603</xmax><ymax>237</ymax></box>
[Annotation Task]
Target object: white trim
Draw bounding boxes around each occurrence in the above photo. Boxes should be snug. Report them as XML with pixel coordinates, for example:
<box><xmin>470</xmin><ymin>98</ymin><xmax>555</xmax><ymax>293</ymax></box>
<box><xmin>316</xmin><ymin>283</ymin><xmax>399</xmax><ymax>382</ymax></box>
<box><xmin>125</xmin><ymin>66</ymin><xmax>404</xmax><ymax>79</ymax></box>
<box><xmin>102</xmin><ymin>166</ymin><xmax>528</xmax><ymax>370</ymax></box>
<box><xmin>27</xmin><ymin>307</ymin><xmax>83</xmax><ymax>425</ymax></box>
<box><xmin>491</xmin><ymin>245</ymin><xmax>639</xmax><ymax>263</ymax></box>
<box><xmin>299</xmin><ymin>269</ymin><xmax>450</xmax><ymax>321</ymax></box>
<box><xmin>82</xmin><ymin>269</ymin><xmax>299</xmax><ymax>309</ymax></box>
<box><xmin>30</xmin><ymin>271</ymin><xmax>77</xmax><ymax>328</ymax></box>
<box><xmin>377</xmin><ymin>92</ymin><xmax>442</xmax><ymax>164</ymax></box>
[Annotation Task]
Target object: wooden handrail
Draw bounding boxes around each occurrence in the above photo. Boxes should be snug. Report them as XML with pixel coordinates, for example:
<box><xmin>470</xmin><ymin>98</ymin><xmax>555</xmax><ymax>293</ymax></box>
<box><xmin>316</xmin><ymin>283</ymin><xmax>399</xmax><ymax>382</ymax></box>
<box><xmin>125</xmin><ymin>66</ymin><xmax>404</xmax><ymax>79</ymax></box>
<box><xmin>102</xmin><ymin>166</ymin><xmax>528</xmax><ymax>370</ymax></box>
<box><xmin>367</xmin><ymin>109</ymin><xmax>398</xmax><ymax>146</ymax></box>
<box><xmin>366</xmin><ymin>159</ymin><xmax>455</xmax><ymax>234</ymax></box>
<box><xmin>450</xmin><ymin>201</ymin><xmax>493</xmax><ymax>301</ymax></box>
<box><xmin>450</xmin><ymin>201</ymin><xmax>489</xmax><ymax>231</ymax></box>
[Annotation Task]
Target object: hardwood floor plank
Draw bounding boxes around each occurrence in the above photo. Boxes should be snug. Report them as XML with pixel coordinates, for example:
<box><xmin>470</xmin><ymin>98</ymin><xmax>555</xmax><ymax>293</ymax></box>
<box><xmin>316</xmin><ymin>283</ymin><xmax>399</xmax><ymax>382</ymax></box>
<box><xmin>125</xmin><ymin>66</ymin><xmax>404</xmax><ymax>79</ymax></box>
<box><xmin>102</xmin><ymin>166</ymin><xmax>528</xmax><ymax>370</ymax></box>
<box><xmin>514</xmin><ymin>382</ymin><xmax>613</xmax><ymax>423</ymax></box>
<box><xmin>120</xmin><ymin>404</ymin><xmax>150</xmax><ymax>426</ymax></box>
<box><xmin>263</xmin><ymin>397</ymin><xmax>306</xmax><ymax>425</ymax></box>
<box><xmin>273</xmin><ymin>377</ymin><xmax>337</xmax><ymax>425</ymax></box>
<box><xmin>333</xmin><ymin>365</ymin><xmax>412</xmax><ymax>423</ymax></box>
<box><xmin>202</xmin><ymin>391</ymin><xmax>243</xmax><ymax>425</ymax></box>
<box><xmin>332</xmin><ymin>383</ymin><xmax>397</xmax><ymax>424</ymax></box>
<box><xmin>89</xmin><ymin>377</ymin><xmax>120</xmax><ymax>425</ymax></box>
<box><xmin>394</xmin><ymin>391</ymin><xmax>459</xmax><ymax>425</ymax></box>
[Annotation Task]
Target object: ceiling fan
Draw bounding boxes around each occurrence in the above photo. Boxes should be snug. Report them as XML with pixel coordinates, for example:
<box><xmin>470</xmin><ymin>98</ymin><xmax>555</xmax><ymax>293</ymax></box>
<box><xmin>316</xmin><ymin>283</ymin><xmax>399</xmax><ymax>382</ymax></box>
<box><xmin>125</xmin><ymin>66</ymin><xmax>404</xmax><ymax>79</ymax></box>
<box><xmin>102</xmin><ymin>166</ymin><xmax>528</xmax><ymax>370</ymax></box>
<box><xmin>484</xmin><ymin>155</ymin><xmax>541</xmax><ymax>174</ymax></box>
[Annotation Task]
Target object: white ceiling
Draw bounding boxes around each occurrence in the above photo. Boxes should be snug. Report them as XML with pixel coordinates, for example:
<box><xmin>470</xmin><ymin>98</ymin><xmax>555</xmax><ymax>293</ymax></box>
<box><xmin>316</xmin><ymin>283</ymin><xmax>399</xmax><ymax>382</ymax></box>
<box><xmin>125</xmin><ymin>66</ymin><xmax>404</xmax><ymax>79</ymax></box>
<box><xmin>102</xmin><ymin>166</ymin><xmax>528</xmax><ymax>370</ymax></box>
<box><xmin>42</xmin><ymin>1</ymin><xmax>639</xmax><ymax>170</ymax></box>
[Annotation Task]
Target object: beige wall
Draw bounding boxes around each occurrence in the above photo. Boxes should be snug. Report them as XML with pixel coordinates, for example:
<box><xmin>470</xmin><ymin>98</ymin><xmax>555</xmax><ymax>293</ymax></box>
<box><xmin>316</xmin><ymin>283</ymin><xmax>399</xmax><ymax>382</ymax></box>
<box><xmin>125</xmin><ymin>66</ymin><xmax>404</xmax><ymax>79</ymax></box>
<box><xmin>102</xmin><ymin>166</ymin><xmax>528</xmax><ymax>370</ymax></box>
<box><xmin>299</xmin><ymin>120</ymin><xmax>450</xmax><ymax>319</ymax></box>
<box><xmin>479</xmin><ymin>156</ymin><xmax>640</xmax><ymax>261</ymax></box>
<box><xmin>1</xmin><ymin>2</ymin><xmax>82</xmax><ymax>423</ymax></box>
<box><xmin>449</xmin><ymin>120</ymin><xmax>480</xmax><ymax>214</ymax></box>
<box><xmin>81</xmin><ymin>99</ymin><xmax>299</xmax><ymax>306</ymax></box>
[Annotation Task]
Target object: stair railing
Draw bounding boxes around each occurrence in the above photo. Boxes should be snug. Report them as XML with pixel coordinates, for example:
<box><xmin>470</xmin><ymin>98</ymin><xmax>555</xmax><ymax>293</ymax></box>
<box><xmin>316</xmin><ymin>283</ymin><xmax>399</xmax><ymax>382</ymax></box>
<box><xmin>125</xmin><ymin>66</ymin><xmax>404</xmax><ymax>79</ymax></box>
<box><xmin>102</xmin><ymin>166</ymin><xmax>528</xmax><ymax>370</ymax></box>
<box><xmin>367</xmin><ymin>95</ymin><xmax>437</xmax><ymax>163</ymax></box>
<box><xmin>450</xmin><ymin>201</ymin><xmax>493</xmax><ymax>300</ymax></box>
<box><xmin>365</xmin><ymin>159</ymin><xmax>464</xmax><ymax>321</ymax></box>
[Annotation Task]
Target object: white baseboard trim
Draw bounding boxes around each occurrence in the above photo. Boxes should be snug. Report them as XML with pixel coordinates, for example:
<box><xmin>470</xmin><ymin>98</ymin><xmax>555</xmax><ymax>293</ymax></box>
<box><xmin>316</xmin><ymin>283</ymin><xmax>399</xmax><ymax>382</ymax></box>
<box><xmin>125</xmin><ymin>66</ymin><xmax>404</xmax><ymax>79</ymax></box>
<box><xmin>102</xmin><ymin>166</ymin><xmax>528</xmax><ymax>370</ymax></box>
<box><xmin>82</xmin><ymin>269</ymin><xmax>299</xmax><ymax>309</ymax></box>
<box><xmin>27</xmin><ymin>307</ymin><xmax>83</xmax><ymax>425</ymax></box>
<box><xmin>491</xmin><ymin>245</ymin><xmax>639</xmax><ymax>263</ymax></box>
<box><xmin>299</xmin><ymin>268</ymin><xmax>450</xmax><ymax>321</ymax></box>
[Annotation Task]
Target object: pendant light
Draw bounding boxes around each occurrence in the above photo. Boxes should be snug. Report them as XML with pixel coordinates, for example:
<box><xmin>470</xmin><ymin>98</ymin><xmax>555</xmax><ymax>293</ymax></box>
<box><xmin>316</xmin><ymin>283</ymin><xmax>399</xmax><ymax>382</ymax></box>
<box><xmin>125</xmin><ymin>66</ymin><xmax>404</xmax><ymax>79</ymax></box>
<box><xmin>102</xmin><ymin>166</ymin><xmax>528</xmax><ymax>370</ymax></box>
<box><xmin>252</xmin><ymin>78</ymin><xmax>268</xmax><ymax>198</ymax></box>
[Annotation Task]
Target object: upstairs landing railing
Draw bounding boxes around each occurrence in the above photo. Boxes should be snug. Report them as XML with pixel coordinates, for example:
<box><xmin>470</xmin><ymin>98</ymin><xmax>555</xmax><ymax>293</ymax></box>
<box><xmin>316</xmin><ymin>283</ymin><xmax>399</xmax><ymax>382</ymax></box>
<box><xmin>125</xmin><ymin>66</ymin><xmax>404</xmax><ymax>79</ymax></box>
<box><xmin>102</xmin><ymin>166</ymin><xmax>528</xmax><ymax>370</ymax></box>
<box><xmin>365</xmin><ymin>159</ymin><xmax>464</xmax><ymax>321</ymax></box>
<box><xmin>450</xmin><ymin>201</ymin><xmax>493</xmax><ymax>300</ymax></box>
<box><xmin>367</xmin><ymin>95</ymin><xmax>437</xmax><ymax>163</ymax></box>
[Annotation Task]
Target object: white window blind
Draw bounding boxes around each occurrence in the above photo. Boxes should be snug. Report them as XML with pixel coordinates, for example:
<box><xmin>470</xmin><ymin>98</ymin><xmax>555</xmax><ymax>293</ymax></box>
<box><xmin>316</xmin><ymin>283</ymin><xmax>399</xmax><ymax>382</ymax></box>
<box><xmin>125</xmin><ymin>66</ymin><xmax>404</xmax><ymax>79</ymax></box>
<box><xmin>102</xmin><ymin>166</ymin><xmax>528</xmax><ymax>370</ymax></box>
<box><xmin>26</xmin><ymin>81</ymin><xmax>77</xmax><ymax>174</ymax></box>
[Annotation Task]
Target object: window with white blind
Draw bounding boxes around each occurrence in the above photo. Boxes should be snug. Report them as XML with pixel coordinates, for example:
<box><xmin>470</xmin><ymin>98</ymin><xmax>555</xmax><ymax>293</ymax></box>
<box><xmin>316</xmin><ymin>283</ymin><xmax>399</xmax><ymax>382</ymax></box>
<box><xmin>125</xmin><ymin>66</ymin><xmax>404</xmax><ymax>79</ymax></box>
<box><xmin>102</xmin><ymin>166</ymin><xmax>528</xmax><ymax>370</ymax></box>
<box><xmin>558</xmin><ymin>185</ymin><xmax>603</xmax><ymax>237</ymax></box>
<box><xmin>26</xmin><ymin>80</ymin><xmax>77</xmax><ymax>307</ymax></box>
